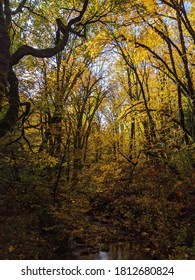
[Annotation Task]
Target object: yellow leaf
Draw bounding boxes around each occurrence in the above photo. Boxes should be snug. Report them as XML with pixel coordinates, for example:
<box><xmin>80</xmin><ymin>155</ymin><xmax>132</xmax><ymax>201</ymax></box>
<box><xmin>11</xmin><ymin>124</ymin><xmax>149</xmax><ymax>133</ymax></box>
<box><xmin>8</xmin><ymin>245</ymin><xmax>14</xmax><ymax>253</ymax></box>
<box><xmin>145</xmin><ymin>247</ymin><xmax>151</xmax><ymax>252</ymax></box>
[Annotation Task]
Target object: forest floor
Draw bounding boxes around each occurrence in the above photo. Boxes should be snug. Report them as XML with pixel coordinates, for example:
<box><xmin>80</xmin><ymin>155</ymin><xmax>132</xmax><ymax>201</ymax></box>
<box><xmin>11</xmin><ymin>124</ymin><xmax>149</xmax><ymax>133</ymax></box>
<box><xmin>0</xmin><ymin>158</ymin><xmax>195</xmax><ymax>260</ymax></box>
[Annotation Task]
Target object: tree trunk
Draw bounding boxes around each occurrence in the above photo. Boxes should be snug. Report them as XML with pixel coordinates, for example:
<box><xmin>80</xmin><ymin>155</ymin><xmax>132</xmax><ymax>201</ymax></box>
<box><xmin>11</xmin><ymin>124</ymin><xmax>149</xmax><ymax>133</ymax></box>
<box><xmin>0</xmin><ymin>2</ymin><xmax>10</xmax><ymax>109</ymax></box>
<box><xmin>0</xmin><ymin>3</ymin><xmax>20</xmax><ymax>138</ymax></box>
<box><xmin>192</xmin><ymin>98</ymin><xmax>195</xmax><ymax>142</ymax></box>
<box><xmin>0</xmin><ymin>68</ymin><xmax>20</xmax><ymax>138</ymax></box>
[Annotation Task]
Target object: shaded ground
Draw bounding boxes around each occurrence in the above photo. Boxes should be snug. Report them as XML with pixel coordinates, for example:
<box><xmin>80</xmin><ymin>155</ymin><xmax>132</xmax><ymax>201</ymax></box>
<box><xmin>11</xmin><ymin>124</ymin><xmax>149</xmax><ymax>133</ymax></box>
<box><xmin>0</xmin><ymin>159</ymin><xmax>195</xmax><ymax>260</ymax></box>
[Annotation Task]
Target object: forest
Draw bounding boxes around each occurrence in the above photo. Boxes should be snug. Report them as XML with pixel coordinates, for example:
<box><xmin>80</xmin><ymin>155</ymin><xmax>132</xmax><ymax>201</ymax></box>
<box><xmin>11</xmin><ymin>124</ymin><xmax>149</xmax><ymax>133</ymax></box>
<box><xmin>0</xmin><ymin>0</ymin><xmax>195</xmax><ymax>260</ymax></box>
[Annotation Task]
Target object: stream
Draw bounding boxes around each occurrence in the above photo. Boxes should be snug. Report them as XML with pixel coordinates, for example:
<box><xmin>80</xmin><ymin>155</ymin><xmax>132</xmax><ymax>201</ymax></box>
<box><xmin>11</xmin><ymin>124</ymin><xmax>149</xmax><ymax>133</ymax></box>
<box><xmin>78</xmin><ymin>241</ymin><xmax>149</xmax><ymax>260</ymax></box>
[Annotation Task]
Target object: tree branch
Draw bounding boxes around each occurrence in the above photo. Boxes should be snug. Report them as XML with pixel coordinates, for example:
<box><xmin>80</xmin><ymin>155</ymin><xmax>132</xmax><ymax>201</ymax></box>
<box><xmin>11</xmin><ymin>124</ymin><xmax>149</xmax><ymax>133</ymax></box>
<box><xmin>68</xmin><ymin>0</ymin><xmax>89</xmax><ymax>27</ymax></box>
<box><xmin>135</xmin><ymin>41</ymin><xmax>190</xmax><ymax>96</ymax></box>
<box><xmin>10</xmin><ymin>0</ymin><xmax>89</xmax><ymax>66</ymax></box>
<box><xmin>10</xmin><ymin>38</ymin><xmax>69</xmax><ymax>66</ymax></box>
<box><xmin>11</xmin><ymin>0</ymin><xmax>27</xmax><ymax>15</ymax></box>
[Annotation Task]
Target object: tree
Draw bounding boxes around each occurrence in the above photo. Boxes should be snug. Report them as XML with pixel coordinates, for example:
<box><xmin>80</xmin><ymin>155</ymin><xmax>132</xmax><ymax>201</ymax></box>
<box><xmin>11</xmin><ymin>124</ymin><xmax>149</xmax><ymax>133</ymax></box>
<box><xmin>0</xmin><ymin>0</ymin><xmax>89</xmax><ymax>138</ymax></box>
<box><xmin>133</xmin><ymin>0</ymin><xmax>195</xmax><ymax>142</ymax></box>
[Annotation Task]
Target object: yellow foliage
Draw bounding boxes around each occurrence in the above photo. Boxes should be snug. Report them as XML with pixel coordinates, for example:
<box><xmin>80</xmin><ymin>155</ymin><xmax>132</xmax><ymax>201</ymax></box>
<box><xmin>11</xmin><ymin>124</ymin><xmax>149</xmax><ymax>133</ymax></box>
<box><xmin>8</xmin><ymin>245</ymin><xmax>14</xmax><ymax>253</ymax></box>
<box><xmin>29</xmin><ymin>151</ymin><xmax>59</xmax><ymax>169</ymax></box>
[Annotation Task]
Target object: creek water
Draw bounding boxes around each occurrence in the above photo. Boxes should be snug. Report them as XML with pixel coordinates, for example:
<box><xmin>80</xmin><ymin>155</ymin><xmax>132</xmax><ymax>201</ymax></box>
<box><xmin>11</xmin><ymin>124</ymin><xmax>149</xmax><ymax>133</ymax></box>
<box><xmin>79</xmin><ymin>241</ymin><xmax>148</xmax><ymax>260</ymax></box>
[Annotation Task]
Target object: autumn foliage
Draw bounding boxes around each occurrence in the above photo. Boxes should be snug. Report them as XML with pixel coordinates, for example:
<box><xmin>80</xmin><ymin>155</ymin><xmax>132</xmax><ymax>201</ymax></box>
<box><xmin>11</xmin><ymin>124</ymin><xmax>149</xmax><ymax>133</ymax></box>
<box><xmin>0</xmin><ymin>0</ymin><xmax>195</xmax><ymax>260</ymax></box>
